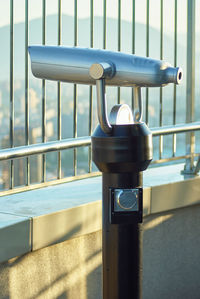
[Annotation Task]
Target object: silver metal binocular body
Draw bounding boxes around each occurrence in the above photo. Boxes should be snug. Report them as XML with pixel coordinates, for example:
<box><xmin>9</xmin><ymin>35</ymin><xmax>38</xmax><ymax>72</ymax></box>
<box><xmin>29</xmin><ymin>45</ymin><xmax>183</xmax><ymax>134</ymax></box>
<box><xmin>29</xmin><ymin>46</ymin><xmax>182</xmax><ymax>88</ymax></box>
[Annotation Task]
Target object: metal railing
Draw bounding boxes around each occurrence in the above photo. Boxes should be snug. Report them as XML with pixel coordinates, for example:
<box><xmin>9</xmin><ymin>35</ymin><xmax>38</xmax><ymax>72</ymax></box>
<box><xmin>0</xmin><ymin>0</ymin><xmax>199</xmax><ymax>195</ymax></box>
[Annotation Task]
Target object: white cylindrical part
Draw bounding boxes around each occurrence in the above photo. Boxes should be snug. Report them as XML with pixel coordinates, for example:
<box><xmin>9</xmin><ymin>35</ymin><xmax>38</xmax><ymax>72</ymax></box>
<box><xmin>29</xmin><ymin>46</ymin><xmax>182</xmax><ymax>87</ymax></box>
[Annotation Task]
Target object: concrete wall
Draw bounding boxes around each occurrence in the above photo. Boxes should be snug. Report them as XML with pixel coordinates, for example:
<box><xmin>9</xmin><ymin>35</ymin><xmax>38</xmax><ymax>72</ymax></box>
<box><xmin>1</xmin><ymin>204</ymin><xmax>200</xmax><ymax>299</ymax></box>
<box><xmin>143</xmin><ymin>204</ymin><xmax>200</xmax><ymax>299</ymax></box>
<box><xmin>0</xmin><ymin>231</ymin><xmax>102</xmax><ymax>299</ymax></box>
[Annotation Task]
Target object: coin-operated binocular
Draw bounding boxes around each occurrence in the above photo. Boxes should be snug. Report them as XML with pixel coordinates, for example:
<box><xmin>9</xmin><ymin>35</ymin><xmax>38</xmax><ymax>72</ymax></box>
<box><xmin>29</xmin><ymin>46</ymin><xmax>182</xmax><ymax>299</ymax></box>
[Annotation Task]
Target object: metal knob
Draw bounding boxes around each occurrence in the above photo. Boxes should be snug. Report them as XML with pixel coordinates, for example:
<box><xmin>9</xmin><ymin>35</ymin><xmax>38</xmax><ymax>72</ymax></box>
<box><xmin>114</xmin><ymin>189</ymin><xmax>139</xmax><ymax>212</ymax></box>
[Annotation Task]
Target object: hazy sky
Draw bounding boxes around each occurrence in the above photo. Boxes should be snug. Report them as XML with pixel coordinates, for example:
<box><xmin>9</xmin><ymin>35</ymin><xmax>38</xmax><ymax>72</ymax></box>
<box><xmin>0</xmin><ymin>0</ymin><xmax>189</xmax><ymax>33</ymax></box>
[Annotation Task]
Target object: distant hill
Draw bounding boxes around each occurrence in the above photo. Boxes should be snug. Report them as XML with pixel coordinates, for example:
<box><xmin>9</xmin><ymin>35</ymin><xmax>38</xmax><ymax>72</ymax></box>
<box><xmin>0</xmin><ymin>14</ymin><xmax>187</xmax><ymax>80</ymax></box>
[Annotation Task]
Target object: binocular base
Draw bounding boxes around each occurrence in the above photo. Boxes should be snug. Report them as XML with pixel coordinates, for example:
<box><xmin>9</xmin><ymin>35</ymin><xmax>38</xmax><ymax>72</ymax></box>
<box><xmin>102</xmin><ymin>172</ymin><xmax>143</xmax><ymax>299</ymax></box>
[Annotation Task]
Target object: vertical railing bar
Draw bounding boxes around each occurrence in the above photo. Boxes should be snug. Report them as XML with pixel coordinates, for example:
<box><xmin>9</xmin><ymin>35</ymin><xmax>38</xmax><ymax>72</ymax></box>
<box><xmin>159</xmin><ymin>0</ymin><xmax>163</xmax><ymax>159</ymax></box>
<box><xmin>145</xmin><ymin>0</ymin><xmax>150</xmax><ymax>125</ymax></box>
<box><xmin>25</xmin><ymin>0</ymin><xmax>30</xmax><ymax>186</ymax></box>
<box><xmin>132</xmin><ymin>0</ymin><xmax>135</xmax><ymax>55</ymax></box>
<box><xmin>89</xmin><ymin>0</ymin><xmax>94</xmax><ymax>173</ymax></box>
<box><xmin>117</xmin><ymin>0</ymin><xmax>121</xmax><ymax>104</ymax></box>
<box><xmin>103</xmin><ymin>0</ymin><xmax>107</xmax><ymax>49</ymax></box>
<box><xmin>173</xmin><ymin>0</ymin><xmax>177</xmax><ymax>156</ymax></box>
<box><xmin>10</xmin><ymin>0</ymin><xmax>14</xmax><ymax>189</ymax></box>
<box><xmin>131</xmin><ymin>0</ymin><xmax>135</xmax><ymax>109</ymax></box>
<box><xmin>42</xmin><ymin>0</ymin><xmax>46</xmax><ymax>182</ymax></box>
<box><xmin>57</xmin><ymin>0</ymin><xmax>62</xmax><ymax>179</ymax></box>
<box><xmin>73</xmin><ymin>0</ymin><xmax>78</xmax><ymax>176</ymax></box>
<box><xmin>184</xmin><ymin>0</ymin><xmax>195</xmax><ymax>173</ymax></box>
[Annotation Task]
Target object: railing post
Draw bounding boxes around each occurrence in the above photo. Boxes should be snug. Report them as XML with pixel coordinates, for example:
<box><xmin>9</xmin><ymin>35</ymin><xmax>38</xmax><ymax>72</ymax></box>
<box><xmin>183</xmin><ymin>0</ymin><xmax>196</xmax><ymax>174</ymax></box>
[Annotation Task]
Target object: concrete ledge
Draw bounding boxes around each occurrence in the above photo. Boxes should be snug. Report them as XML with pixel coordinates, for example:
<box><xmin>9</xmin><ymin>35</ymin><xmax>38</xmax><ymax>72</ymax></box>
<box><xmin>0</xmin><ymin>163</ymin><xmax>200</xmax><ymax>263</ymax></box>
<box><xmin>32</xmin><ymin>201</ymin><xmax>102</xmax><ymax>251</ymax></box>
<box><xmin>0</xmin><ymin>213</ymin><xmax>31</xmax><ymax>262</ymax></box>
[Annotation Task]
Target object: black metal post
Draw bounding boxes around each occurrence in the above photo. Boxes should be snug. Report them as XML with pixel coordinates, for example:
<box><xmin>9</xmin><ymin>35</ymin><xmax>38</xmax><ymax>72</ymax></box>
<box><xmin>92</xmin><ymin>122</ymin><xmax>152</xmax><ymax>299</ymax></box>
<box><xmin>103</xmin><ymin>172</ymin><xmax>143</xmax><ymax>298</ymax></box>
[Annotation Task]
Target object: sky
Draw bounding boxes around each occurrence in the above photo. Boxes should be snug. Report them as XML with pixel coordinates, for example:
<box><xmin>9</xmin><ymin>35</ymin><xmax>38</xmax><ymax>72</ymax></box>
<box><xmin>0</xmin><ymin>0</ymin><xmax>189</xmax><ymax>34</ymax></box>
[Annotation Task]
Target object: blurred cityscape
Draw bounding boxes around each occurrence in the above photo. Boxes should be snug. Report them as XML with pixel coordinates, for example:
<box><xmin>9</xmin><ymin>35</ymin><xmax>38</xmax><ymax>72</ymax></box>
<box><xmin>0</xmin><ymin>14</ymin><xmax>200</xmax><ymax>189</ymax></box>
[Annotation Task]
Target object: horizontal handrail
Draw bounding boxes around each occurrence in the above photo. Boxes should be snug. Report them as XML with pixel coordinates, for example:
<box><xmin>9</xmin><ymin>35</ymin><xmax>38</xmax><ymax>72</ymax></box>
<box><xmin>151</xmin><ymin>122</ymin><xmax>200</xmax><ymax>136</ymax></box>
<box><xmin>0</xmin><ymin>136</ymin><xmax>91</xmax><ymax>161</ymax></box>
<box><xmin>0</xmin><ymin>122</ymin><xmax>199</xmax><ymax>162</ymax></box>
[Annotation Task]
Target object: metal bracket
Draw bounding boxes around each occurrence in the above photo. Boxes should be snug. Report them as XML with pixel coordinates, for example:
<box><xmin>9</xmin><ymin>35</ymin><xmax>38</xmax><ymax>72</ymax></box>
<box><xmin>90</xmin><ymin>62</ymin><xmax>143</xmax><ymax>134</ymax></box>
<box><xmin>194</xmin><ymin>156</ymin><xmax>200</xmax><ymax>174</ymax></box>
<box><xmin>182</xmin><ymin>155</ymin><xmax>200</xmax><ymax>175</ymax></box>
<box><xmin>96</xmin><ymin>79</ymin><xmax>112</xmax><ymax>134</ymax></box>
<box><xmin>133</xmin><ymin>86</ymin><xmax>143</xmax><ymax>122</ymax></box>
<box><xmin>90</xmin><ymin>62</ymin><xmax>114</xmax><ymax>134</ymax></box>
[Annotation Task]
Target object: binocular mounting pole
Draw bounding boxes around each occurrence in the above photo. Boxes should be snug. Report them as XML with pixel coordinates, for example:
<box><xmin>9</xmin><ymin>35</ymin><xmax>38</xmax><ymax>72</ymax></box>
<box><xmin>91</xmin><ymin>63</ymin><xmax>152</xmax><ymax>299</ymax></box>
